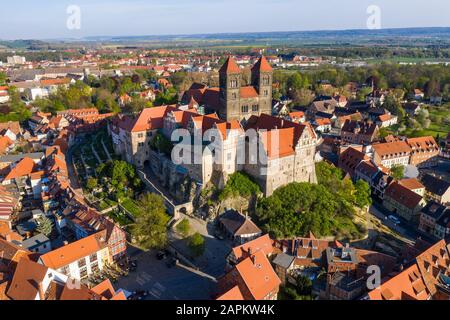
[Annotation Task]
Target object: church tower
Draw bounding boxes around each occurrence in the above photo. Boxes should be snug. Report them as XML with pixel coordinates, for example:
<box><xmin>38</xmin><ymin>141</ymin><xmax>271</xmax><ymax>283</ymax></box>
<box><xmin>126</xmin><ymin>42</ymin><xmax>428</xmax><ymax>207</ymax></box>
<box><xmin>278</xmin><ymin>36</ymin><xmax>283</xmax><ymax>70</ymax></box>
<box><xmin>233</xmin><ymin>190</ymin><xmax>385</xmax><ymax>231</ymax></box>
<box><xmin>251</xmin><ymin>56</ymin><xmax>273</xmax><ymax>116</ymax></box>
<box><xmin>219</xmin><ymin>56</ymin><xmax>242</xmax><ymax>121</ymax></box>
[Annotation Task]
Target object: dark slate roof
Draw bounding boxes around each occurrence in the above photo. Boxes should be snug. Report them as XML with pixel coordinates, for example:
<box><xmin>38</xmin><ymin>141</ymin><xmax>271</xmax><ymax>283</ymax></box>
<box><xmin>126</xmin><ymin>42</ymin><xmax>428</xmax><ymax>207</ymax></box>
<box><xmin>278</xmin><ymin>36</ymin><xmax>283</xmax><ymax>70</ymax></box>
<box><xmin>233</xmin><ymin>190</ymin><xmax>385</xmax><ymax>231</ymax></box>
<box><xmin>421</xmin><ymin>174</ymin><xmax>450</xmax><ymax>196</ymax></box>
<box><xmin>219</xmin><ymin>209</ymin><xmax>262</xmax><ymax>236</ymax></box>
<box><xmin>272</xmin><ymin>252</ymin><xmax>295</xmax><ymax>269</ymax></box>
<box><xmin>22</xmin><ymin>233</ymin><xmax>50</xmax><ymax>250</ymax></box>
<box><xmin>421</xmin><ymin>201</ymin><xmax>447</xmax><ymax>220</ymax></box>
<box><xmin>436</xmin><ymin>211</ymin><xmax>450</xmax><ymax>228</ymax></box>
<box><xmin>0</xmin><ymin>152</ymin><xmax>44</xmax><ymax>163</ymax></box>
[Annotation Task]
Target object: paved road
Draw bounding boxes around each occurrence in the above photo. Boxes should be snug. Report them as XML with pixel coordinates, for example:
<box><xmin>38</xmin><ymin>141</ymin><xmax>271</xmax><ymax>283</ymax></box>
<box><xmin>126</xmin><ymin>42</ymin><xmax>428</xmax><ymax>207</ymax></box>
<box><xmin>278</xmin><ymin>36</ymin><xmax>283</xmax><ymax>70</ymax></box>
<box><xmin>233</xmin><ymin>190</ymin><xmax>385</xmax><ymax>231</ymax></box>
<box><xmin>116</xmin><ymin>246</ymin><xmax>216</xmax><ymax>300</ymax></box>
<box><xmin>170</xmin><ymin>213</ymin><xmax>232</xmax><ymax>278</ymax></box>
<box><xmin>368</xmin><ymin>204</ymin><xmax>416</xmax><ymax>244</ymax></box>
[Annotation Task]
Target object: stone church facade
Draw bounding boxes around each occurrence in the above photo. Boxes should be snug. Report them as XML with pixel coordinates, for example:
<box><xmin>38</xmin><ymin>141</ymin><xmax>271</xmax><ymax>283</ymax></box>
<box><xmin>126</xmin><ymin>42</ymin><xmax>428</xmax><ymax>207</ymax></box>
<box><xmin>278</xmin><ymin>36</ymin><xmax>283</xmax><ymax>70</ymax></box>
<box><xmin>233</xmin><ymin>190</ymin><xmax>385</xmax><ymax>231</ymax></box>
<box><xmin>182</xmin><ymin>56</ymin><xmax>273</xmax><ymax>123</ymax></box>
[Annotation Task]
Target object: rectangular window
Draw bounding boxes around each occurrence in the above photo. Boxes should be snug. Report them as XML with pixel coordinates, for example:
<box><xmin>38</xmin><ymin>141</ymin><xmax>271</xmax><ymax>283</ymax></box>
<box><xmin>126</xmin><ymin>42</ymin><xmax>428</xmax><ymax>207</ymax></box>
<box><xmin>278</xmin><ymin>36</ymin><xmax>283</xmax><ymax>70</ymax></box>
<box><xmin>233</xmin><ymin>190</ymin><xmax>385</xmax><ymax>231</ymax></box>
<box><xmin>79</xmin><ymin>267</ymin><xmax>88</xmax><ymax>279</ymax></box>
<box><xmin>252</xmin><ymin>105</ymin><xmax>259</xmax><ymax>112</ymax></box>
<box><xmin>78</xmin><ymin>258</ymin><xmax>86</xmax><ymax>268</ymax></box>
<box><xmin>91</xmin><ymin>262</ymin><xmax>99</xmax><ymax>273</ymax></box>
<box><xmin>89</xmin><ymin>253</ymin><xmax>98</xmax><ymax>263</ymax></box>
<box><xmin>59</xmin><ymin>266</ymin><xmax>69</xmax><ymax>275</ymax></box>
<box><xmin>138</xmin><ymin>133</ymin><xmax>144</xmax><ymax>138</ymax></box>
<box><xmin>241</xmin><ymin>105</ymin><xmax>249</xmax><ymax>113</ymax></box>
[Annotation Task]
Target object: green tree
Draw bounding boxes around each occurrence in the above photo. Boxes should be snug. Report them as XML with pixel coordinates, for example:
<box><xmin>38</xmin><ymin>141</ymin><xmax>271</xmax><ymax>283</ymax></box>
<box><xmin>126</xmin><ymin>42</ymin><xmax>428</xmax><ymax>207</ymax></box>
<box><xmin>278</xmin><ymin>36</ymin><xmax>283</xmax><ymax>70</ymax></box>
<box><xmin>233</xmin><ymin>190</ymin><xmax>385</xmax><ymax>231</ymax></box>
<box><xmin>390</xmin><ymin>165</ymin><xmax>405</xmax><ymax>180</ymax></box>
<box><xmin>176</xmin><ymin>218</ymin><xmax>191</xmax><ymax>238</ymax></box>
<box><xmin>36</xmin><ymin>216</ymin><xmax>54</xmax><ymax>237</ymax></box>
<box><xmin>86</xmin><ymin>177</ymin><xmax>98</xmax><ymax>191</ymax></box>
<box><xmin>354</xmin><ymin>180</ymin><xmax>372</xmax><ymax>208</ymax></box>
<box><xmin>296</xmin><ymin>275</ymin><xmax>313</xmax><ymax>295</ymax></box>
<box><xmin>131</xmin><ymin>193</ymin><xmax>170</xmax><ymax>250</ymax></box>
<box><xmin>0</xmin><ymin>71</ymin><xmax>7</xmax><ymax>85</ymax></box>
<box><xmin>188</xmin><ymin>232</ymin><xmax>205</xmax><ymax>257</ymax></box>
<box><xmin>218</xmin><ymin>172</ymin><xmax>261</xmax><ymax>201</ymax></box>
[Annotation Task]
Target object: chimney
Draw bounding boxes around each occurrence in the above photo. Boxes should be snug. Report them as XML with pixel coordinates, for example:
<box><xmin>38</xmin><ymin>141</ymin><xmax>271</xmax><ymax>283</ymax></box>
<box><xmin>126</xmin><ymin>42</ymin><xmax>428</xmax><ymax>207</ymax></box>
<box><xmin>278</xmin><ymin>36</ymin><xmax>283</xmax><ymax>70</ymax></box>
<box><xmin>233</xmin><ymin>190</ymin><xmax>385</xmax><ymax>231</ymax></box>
<box><xmin>251</xmin><ymin>254</ymin><xmax>256</xmax><ymax>266</ymax></box>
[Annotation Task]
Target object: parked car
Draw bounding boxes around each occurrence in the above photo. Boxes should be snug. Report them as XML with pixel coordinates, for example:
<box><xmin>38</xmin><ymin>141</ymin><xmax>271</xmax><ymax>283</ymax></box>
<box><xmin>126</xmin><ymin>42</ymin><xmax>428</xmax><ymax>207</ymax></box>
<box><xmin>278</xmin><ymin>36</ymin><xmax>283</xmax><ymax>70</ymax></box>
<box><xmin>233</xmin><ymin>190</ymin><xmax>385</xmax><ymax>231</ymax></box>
<box><xmin>388</xmin><ymin>215</ymin><xmax>401</xmax><ymax>225</ymax></box>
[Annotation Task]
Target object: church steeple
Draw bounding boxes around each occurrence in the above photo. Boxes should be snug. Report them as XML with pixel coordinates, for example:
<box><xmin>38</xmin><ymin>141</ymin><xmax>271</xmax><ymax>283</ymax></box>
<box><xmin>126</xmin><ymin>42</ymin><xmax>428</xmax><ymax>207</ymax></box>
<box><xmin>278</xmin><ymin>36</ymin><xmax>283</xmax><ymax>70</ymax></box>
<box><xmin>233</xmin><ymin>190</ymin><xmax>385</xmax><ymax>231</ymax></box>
<box><xmin>219</xmin><ymin>56</ymin><xmax>241</xmax><ymax>74</ymax></box>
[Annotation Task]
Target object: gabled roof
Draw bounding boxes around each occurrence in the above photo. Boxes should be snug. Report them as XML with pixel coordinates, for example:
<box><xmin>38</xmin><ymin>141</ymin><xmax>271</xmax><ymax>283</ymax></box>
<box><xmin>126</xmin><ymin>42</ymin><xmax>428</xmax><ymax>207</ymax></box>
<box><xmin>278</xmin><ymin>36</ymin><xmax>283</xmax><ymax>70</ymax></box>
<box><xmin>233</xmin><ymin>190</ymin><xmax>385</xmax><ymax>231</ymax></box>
<box><xmin>232</xmin><ymin>234</ymin><xmax>274</xmax><ymax>262</ymax></box>
<box><xmin>3</xmin><ymin>157</ymin><xmax>36</xmax><ymax>181</ymax></box>
<box><xmin>219</xmin><ymin>57</ymin><xmax>241</xmax><ymax>74</ymax></box>
<box><xmin>6</xmin><ymin>257</ymin><xmax>48</xmax><ymax>300</ymax></box>
<box><xmin>220</xmin><ymin>209</ymin><xmax>262</xmax><ymax>237</ymax></box>
<box><xmin>0</xmin><ymin>136</ymin><xmax>13</xmax><ymax>154</ymax></box>
<box><xmin>234</xmin><ymin>250</ymin><xmax>281</xmax><ymax>300</ymax></box>
<box><xmin>240</xmin><ymin>86</ymin><xmax>258</xmax><ymax>99</ymax></box>
<box><xmin>39</xmin><ymin>232</ymin><xmax>107</xmax><ymax>270</ymax></box>
<box><xmin>421</xmin><ymin>174</ymin><xmax>450</xmax><ymax>196</ymax></box>
<box><xmin>131</xmin><ymin>105</ymin><xmax>177</xmax><ymax>132</ymax></box>
<box><xmin>406</xmin><ymin>136</ymin><xmax>439</xmax><ymax>152</ymax></box>
<box><xmin>368</xmin><ymin>264</ymin><xmax>429</xmax><ymax>300</ymax></box>
<box><xmin>385</xmin><ymin>182</ymin><xmax>424</xmax><ymax>210</ymax></box>
<box><xmin>399</xmin><ymin>178</ymin><xmax>424</xmax><ymax>191</ymax></box>
<box><xmin>0</xmin><ymin>238</ymin><xmax>33</xmax><ymax>273</ymax></box>
<box><xmin>372</xmin><ymin>141</ymin><xmax>412</xmax><ymax>158</ymax></box>
<box><xmin>216</xmin><ymin>285</ymin><xmax>245</xmax><ymax>300</ymax></box>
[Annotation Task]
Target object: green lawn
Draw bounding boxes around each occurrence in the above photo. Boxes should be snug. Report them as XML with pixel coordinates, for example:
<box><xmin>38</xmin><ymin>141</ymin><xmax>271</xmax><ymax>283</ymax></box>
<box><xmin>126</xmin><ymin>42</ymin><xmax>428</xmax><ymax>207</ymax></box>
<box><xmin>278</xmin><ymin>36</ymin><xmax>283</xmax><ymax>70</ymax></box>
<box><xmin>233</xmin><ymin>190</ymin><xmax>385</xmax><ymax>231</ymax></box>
<box><xmin>106</xmin><ymin>209</ymin><xmax>133</xmax><ymax>226</ymax></box>
<box><xmin>120</xmin><ymin>198</ymin><xmax>141</xmax><ymax>217</ymax></box>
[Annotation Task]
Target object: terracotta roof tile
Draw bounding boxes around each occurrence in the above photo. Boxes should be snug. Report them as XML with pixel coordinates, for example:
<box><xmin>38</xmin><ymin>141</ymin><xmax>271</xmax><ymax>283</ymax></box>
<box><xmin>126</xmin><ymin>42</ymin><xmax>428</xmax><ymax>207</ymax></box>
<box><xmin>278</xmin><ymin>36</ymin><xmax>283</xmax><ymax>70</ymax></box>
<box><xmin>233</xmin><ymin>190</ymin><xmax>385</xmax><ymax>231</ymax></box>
<box><xmin>234</xmin><ymin>250</ymin><xmax>281</xmax><ymax>300</ymax></box>
<box><xmin>3</xmin><ymin>157</ymin><xmax>37</xmax><ymax>181</ymax></box>
<box><xmin>217</xmin><ymin>285</ymin><xmax>245</xmax><ymax>300</ymax></box>
<box><xmin>252</xmin><ymin>56</ymin><xmax>273</xmax><ymax>73</ymax></box>
<box><xmin>39</xmin><ymin>232</ymin><xmax>107</xmax><ymax>270</ymax></box>
<box><xmin>219</xmin><ymin>57</ymin><xmax>241</xmax><ymax>74</ymax></box>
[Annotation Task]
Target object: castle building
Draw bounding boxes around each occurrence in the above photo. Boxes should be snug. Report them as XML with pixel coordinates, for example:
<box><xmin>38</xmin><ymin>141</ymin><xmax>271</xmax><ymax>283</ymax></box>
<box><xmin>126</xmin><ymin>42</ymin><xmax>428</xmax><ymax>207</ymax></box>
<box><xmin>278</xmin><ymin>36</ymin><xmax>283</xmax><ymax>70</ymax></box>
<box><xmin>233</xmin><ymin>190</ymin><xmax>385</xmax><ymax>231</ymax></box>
<box><xmin>109</xmin><ymin>57</ymin><xmax>317</xmax><ymax>197</ymax></box>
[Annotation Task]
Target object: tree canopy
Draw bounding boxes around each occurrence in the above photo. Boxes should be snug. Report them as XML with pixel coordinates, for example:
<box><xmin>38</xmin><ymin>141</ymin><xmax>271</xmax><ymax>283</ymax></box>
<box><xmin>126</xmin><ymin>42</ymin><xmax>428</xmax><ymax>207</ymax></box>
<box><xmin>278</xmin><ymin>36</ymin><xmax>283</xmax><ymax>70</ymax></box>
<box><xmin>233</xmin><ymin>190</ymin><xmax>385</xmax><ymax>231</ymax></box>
<box><xmin>218</xmin><ymin>172</ymin><xmax>261</xmax><ymax>201</ymax></box>
<box><xmin>256</xmin><ymin>162</ymin><xmax>369</xmax><ymax>239</ymax></box>
<box><xmin>131</xmin><ymin>193</ymin><xmax>170</xmax><ymax>250</ymax></box>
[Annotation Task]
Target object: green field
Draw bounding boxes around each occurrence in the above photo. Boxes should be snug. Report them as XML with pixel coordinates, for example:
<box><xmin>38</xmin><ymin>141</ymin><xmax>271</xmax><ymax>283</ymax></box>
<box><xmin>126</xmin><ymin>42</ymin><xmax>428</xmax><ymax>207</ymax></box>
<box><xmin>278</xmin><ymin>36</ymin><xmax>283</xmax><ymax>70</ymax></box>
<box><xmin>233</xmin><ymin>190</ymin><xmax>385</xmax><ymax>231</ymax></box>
<box><xmin>383</xmin><ymin>104</ymin><xmax>450</xmax><ymax>139</ymax></box>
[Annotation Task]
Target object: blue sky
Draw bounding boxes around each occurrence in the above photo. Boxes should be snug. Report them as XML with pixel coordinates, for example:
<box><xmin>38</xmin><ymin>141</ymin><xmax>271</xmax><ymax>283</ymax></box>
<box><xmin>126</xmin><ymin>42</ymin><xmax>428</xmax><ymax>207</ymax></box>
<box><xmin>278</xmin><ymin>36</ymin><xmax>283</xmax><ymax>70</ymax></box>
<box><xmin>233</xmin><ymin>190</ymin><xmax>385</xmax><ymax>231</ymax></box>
<box><xmin>0</xmin><ymin>0</ymin><xmax>449</xmax><ymax>40</ymax></box>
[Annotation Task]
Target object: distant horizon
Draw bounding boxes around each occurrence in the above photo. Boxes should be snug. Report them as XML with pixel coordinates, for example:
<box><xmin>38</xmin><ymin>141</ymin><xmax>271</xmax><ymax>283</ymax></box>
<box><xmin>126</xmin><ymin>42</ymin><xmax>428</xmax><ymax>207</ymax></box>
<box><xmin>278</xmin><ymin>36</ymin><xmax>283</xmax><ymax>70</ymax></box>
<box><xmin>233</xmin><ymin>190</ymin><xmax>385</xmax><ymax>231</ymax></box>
<box><xmin>1</xmin><ymin>0</ymin><xmax>449</xmax><ymax>40</ymax></box>
<box><xmin>2</xmin><ymin>26</ymin><xmax>450</xmax><ymax>42</ymax></box>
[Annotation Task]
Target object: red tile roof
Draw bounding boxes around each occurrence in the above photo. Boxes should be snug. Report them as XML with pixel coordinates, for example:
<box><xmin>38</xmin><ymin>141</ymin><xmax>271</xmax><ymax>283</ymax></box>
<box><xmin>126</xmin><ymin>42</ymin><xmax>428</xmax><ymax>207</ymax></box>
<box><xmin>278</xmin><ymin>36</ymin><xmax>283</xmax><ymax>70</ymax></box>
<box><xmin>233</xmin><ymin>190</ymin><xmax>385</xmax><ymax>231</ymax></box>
<box><xmin>240</xmin><ymin>86</ymin><xmax>258</xmax><ymax>99</ymax></box>
<box><xmin>3</xmin><ymin>157</ymin><xmax>37</xmax><ymax>181</ymax></box>
<box><xmin>385</xmin><ymin>181</ymin><xmax>424</xmax><ymax>210</ymax></box>
<box><xmin>399</xmin><ymin>178</ymin><xmax>424</xmax><ymax>191</ymax></box>
<box><xmin>219</xmin><ymin>56</ymin><xmax>241</xmax><ymax>74</ymax></box>
<box><xmin>372</xmin><ymin>141</ymin><xmax>412</xmax><ymax>158</ymax></box>
<box><xmin>368</xmin><ymin>264</ymin><xmax>429</xmax><ymax>300</ymax></box>
<box><xmin>252</xmin><ymin>56</ymin><xmax>273</xmax><ymax>73</ymax></box>
<box><xmin>39</xmin><ymin>232</ymin><xmax>107</xmax><ymax>270</ymax></box>
<box><xmin>217</xmin><ymin>285</ymin><xmax>245</xmax><ymax>300</ymax></box>
<box><xmin>234</xmin><ymin>250</ymin><xmax>281</xmax><ymax>300</ymax></box>
<box><xmin>0</xmin><ymin>136</ymin><xmax>13</xmax><ymax>154</ymax></box>
<box><xmin>6</xmin><ymin>258</ymin><xmax>48</xmax><ymax>300</ymax></box>
<box><xmin>232</xmin><ymin>234</ymin><xmax>274</xmax><ymax>262</ymax></box>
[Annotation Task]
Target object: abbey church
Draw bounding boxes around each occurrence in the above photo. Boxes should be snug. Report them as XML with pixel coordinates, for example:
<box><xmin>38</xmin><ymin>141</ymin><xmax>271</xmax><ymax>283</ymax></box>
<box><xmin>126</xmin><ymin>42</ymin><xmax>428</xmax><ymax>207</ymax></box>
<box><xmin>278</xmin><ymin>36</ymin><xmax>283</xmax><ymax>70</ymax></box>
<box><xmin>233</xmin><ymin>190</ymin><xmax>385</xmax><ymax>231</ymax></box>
<box><xmin>182</xmin><ymin>56</ymin><xmax>273</xmax><ymax>122</ymax></box>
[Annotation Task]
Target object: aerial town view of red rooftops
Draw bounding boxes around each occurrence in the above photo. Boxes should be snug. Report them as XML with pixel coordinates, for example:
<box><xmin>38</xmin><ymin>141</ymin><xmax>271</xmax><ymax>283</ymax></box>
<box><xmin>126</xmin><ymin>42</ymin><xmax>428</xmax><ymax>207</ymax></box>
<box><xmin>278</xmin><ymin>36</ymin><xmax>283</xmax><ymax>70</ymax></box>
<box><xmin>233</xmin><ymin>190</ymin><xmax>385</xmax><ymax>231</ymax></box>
<box><xmin>0</xmin><ymin>0</ymin><xmax>449</xmax><ymax>308</ymax></box>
